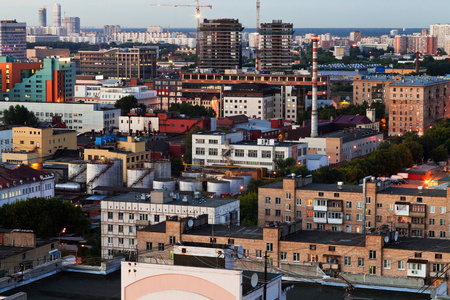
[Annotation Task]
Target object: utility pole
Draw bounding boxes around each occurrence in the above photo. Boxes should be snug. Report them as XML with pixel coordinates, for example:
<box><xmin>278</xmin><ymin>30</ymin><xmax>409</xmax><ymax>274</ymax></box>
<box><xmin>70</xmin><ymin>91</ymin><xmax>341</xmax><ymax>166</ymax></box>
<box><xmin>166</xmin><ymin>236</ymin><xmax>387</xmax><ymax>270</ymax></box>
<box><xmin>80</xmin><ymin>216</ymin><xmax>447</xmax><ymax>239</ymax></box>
<box><xmin>264</xmin><ymin>250</ymin><xmax>268</xmax><ymax>300</ymax></box>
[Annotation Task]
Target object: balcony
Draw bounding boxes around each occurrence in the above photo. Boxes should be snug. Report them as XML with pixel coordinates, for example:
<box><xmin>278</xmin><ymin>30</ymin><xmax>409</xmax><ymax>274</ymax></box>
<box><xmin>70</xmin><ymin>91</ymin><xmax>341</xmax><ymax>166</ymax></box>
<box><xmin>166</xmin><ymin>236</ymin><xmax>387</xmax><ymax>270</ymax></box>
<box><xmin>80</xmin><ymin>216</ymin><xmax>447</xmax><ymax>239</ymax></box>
<box><xmin>411</xmin><ymin>223</ymin><xmax>425</xmax><ymax>230</ymax></box>
<box><xmin>314</xmin><ymin>199</ymin><xmax>327</xmax><ymax>211</ymax></box>
<box><xmin>327</xmin><ymin>206</ymin><xmax>343</xmax><ymax>212</ymax></box>
<box><xmin>327</xmin><ymin>200</ymin><xmax>343</xmax><ymax>212</ymax></box>
<box><xmin>136</xmin><ymin>220</ymin><xmax>150</xmax><ymax>226</ymax></box>
<box><xmin>328</xmin><ymin>217</ymin><xmax>343</xmax><ymax>225</ymax></box>
<box><xmin>395</xmin><ymin>222</ymin><xmax>410</xmax><ymax>229</ymax></box>
<box><xmin>314</xmin><ymin>216</ymin><xmax>327</xmax><ymax>223</ymax></box>
<box><xmin>322</xmin><ymin>263</ymin><xmax>340</xmax><ymax>270</ymax></box>
<box><xmin>410</xmin><ymin>211</ymin><xmax>426</xmax><ymax>218</ymax></box>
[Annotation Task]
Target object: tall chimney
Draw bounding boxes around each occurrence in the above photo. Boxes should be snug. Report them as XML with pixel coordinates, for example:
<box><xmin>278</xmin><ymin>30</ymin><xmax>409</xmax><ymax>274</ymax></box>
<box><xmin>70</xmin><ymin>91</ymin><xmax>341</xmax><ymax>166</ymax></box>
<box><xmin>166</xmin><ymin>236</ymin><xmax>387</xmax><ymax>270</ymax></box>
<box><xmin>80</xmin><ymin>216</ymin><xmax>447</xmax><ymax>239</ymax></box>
<box><xmin>415</xmin><ymin>52</ymin><xmax>420</xmax><ymax>73</ymax></box>
<box><xmin>310</xmin><ymin>35</ymin><xmax>319</xmax><ymax>138</ymax></box>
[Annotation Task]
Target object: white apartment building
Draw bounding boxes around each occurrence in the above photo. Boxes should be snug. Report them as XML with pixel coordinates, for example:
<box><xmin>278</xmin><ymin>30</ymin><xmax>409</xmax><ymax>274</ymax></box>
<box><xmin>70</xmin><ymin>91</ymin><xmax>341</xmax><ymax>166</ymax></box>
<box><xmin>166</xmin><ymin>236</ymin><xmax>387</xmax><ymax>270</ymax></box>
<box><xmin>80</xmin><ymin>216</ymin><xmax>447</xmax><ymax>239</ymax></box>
<box><xmin>0</xmin><ymin>102</ymin><xmax>120</xmax><ymax>132</ymax></box>
<box><xmin>101</xmin><ymin>191</ymin><xmax>240</xmax><ymax>259</ymax></box>
<box><xmin>119</xmin><ymin>115</ymin><xmax>160</xmax><ymax>133</ymax></box>
<box><xmin>192</xmin><ymin>131</ymin><xmax>308</xmax><ymax>171</ymax></box>
<box><xmin>111</xmin><ymin>32</ymin><xmax>195</xmax><ymax>48</ymax></box>
<box><xmin>430</xmin><ymin>24</ymin><xmax>450</xmax><ymax>50</ymax></box>
<box><xmin>74</xmin><ymin>84</ymin><xmax>157</xmax><ymax>107</ymax></box>
<box><xmin>222</xmin><ymin>84</ymin><xmax>298</xmax><ymax>123</ymax></box>
<box><xmin>0</xmin><ymin>128</ymin><xmax>13</xmax><ymax>160</ymax></box>
<box><xmin>0</xmin><ymin>166</ymin><xmax>55</xmax><ymax>207</ymax></box>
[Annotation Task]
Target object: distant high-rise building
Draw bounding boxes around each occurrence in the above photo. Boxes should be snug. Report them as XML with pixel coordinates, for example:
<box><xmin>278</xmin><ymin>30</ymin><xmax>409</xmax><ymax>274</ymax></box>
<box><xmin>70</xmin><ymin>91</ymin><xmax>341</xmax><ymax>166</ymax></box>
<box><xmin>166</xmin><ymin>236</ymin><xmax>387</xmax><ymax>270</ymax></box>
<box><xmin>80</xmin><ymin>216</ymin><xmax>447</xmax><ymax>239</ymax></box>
<box><xmin>0</xmin><ymin>20</ymin><xmax>27</xmax><ymax>60</ymax></box>
<box><xmin>104</xmin><ymin>25</ymin><xmax>121</xmax><ymax>38</ymax></box>
<box><xmin>62</xmin><ymin>17</ymin><xmax>80</xmax><ymax>35</ymax></box>
<box><xmin>350</xmin><ymin>31</ymin><xmax>361</xmax><ymax>43</ymax></box>
<box><xmin>390</xmin><ymin>29</ymin><xmax>399</xmax><ymax>37</ymax></box>
<box><xmin>258</xmin><ymin>20</ymin><xmax>294</xmax><ymax>72</ymax></box>
<box><xmin>199</xmin><ymin>19</ymin><xmax>244</xmax><ymax>72</ymax></box>
<box><xmin>53</xmin><ymin>3</ymin><xmax>61</xmax><ymax>27</ymax></box>
<box><xmin>38</xmin><ymin>7</ymin><xmax>47</xmax><ymax>27</ymax></box>
<box><xmin>147</xmin><ymin>26</ymin><xmax>162</xmax><ymax>33</ymax></box>
<box><xmin>394</xmin><ymin>35</ymin><xmax>437</xmax><ymax>55</ymax></box>
<box><xmin>430</xmin><ymin>24</ymin><xmax>450</xmax><ymax>50</ymax></box>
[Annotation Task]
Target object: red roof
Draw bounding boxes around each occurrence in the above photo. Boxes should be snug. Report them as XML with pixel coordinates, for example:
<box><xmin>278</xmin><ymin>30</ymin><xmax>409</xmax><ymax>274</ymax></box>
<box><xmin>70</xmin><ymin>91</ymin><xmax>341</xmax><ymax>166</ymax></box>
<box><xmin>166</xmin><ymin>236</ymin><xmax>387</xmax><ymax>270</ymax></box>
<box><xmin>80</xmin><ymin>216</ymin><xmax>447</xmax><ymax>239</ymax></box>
<box><xmin>334</xmin><ymin>115</ymin><xmax>373</xmax><ymax>125</ymax></box>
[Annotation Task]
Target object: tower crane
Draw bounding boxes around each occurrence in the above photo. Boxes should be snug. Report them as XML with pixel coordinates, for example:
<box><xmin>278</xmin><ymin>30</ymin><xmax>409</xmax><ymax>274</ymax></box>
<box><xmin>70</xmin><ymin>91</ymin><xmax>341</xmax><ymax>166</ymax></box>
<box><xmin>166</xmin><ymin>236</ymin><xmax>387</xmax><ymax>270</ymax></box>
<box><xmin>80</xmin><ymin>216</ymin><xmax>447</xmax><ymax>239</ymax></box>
<box><xmin>150</xmin><ymin>1</ymin><xmax>212</xmax><ymax>68</ymax></box>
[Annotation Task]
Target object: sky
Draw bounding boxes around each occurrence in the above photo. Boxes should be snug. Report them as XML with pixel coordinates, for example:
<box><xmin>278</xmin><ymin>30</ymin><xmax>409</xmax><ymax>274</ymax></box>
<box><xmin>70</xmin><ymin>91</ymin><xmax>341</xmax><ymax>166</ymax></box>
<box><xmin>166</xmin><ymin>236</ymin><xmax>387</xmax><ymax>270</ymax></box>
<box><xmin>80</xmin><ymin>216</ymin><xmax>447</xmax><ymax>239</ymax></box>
<box><xmin>2</xmin><ymin>0</ymin><xmax>450</xmax><ymax>29</ymax></box>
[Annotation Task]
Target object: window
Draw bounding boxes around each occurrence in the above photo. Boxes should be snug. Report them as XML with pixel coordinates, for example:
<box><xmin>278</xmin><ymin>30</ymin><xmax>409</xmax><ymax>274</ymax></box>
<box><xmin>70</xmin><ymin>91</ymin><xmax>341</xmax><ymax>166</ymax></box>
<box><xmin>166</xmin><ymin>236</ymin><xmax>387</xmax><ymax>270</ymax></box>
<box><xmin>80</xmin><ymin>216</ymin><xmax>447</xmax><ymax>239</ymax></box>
<box><xmin>129</xmin><ymin>213</ymin><xmax>134</xmax><ymax>220</ymax></box>
<box><xmin>146</xmin><ymin>242</ymin><xmax>152</xmax><ymax>250</ymax></box>
<box><xmin>334</xmin><ymin>193</ymin><xmax>340</xmax><ymax>197</ymax></box>
<box><xmin>398</xmin><ymin>261</ymin><xmax>405</xmax><ymax>270</ymax></box>
<box><xmin>118</xmin><ymin>225</ymin><xmax>123</xmax><ymax>233</ymax></box>
<box><xmin>346</xmin><ymin>225</ymin><xmax>352</xmax><ymax>232</ymax></box>
<box><xmin>414</xmin><ymin>252</ymin><xmax>422</xmax><ymax>258</ymax></box>
<box><xmin>285</xmin><ymin>204</ymin><xmax>291</xmax><ymax>211</ymax></box>
<box><xmin>108</xmin><ymin>237</ymin><xmax>113</xmax><ymax>244</ymax></box>
<box><xmin>256</xmin><ymin>250</ymin><xmax>262</xmax><ymax>258</ymax></box>
<box><xmin>441</xmin><ymin>207</ymin><xmax>446</xmax><ymax>214</ymax></box>
<box><xmin>356</xmin><ymin>214</ymin><xmax>362</xmax><ymax>221</ymax></box>
<box><xmin>441</xmin><ymin>231</ymin><xmax>446</xmax><ymax>238</ymax></box>
<box><xmin>344</xmin><ymin>257</ymin><xmax>351</xmax><ymax>266</ymax></box>
<box><xmin>265</xmin><ymin>197</ymin><xmax>271</xmax><ymax>204</ymax></box>
<box><xmin>318</xmin><ymin>192</ymin><xmax>324</xmax><ymax>197</ymax></box>
<box><xmin>248</xmin><ymin>150</ymin><xmax>258</xmax><ymax>157</ymax></box>
<box><xmin>376</xmin><ymin>215</ymin><xmax>382</xmax><ymax>222</ymax></box>
<box><xmin>275</xmin><ymin>210</ymin><xmax>281</xmax><ymax>216</ymax></box>
<box><xmin>308</xmin><ymin>254</ymin><xmax>318</xmax><ymax>262</ymax></box>
<box><xmin>346</xmin><ymin>201</ymin><xmax>352</xmax><ymax>208</ymax></box>
<box><xmin>429</xmin><ymin>230</ymin><xmax>435</xmax><ymax>237</ymax></box>
<box><xmin>280</xmin><ymin>252</ymin><xmax>287</xmax><ymax>261</ymax></box>
<box><xmin>307</xmin><ymin>199</ymin><xmax>313</xmax><ymax>206</ymax></box>
<box><xmin>169</xmin><ymin>236</ymin><xmax>176</xmax><ymax>244</ymax></box>
<box><xmin>158</xmin><ymin>243</ymin><xmax>164</xmax><ymax>251</ymax></box>
<box><xmin>208</xmin><ymin>148</ymin><xmax>218</xmax><ymax>156</ymax></box>
<box><xmin>377</xmin><ymin>203</ymin><xmax>382</xmax><ymax>209</ymax></box>
<box><xmin>383</xmin><ymin>260</ymin><xmax>391</xmax><ymax>269</ymax></box>
<box><xmin>261</xmin><ymin>151</ymin><xmax>271</xmax><ymax>158</ymax></box>
<box><xmin>235</xmin><ymin>149</ymin><xmax>244</xmax><ymax>157</ymax></box>
<box><xmin>369</xmin><ymin>266</ymin><xmax>376</xmax><ymax>275</ymax></box>
<box><xmin>357</xmin><ymin>202</ymin><xmax>362</xmax><ymax>209</ymax></box>
<box><xmin>129</xmin><ymin>226</ymin><xmax>135</xmax><ymax>233</ymax></box>
<box><xmin>369</xmin><ymin>250</ymin><xmax>376</xmax><ymax>259</ymax></box>
<box><xmin>108</xmin><ymin>224</ymin><xmax>113</xmax><ymax>232</ymax></box>
<box><xmin>275</xmin><ymin>197</ymin><xmax>281</xmax><ymax>204</ymax></box>
<box><xmin>265</xmin><ymin>209</ymin><xmax>271</xmax><ymax>216</ymax></box>
<box><xmin>210</xmin><ymin>237</ymin><xmax>217</xmax><ymax>243</ymax></box>
<box><xmin>310</xmin><ymin>245</ymin><xmax>316</xmax><ymax>250</ymax></box>
<box><xmin>154</xmin><ymin>215</ymin><xmax>160</xmax><ymax>222</ymax></box>
<box><xmin>129</xmin><ymin>239</ymin><xmax>135</xmax><ymax>245</ymax></box>
<box><xmin>429</xmin><ymin>218</ymin><xmax>435</xmax><ymax>225</ymax></box>
<box><xmin>296</xmin><ymin>211</ymin><xmax>302</xmax><ymax>218</ymax></box>
<box><xmin>266</xmin><ymin>243</ymin><xmax>273</xmax><ymax>252</ymax></box>
<box><xmin>285</xmin><ymin>192</ymin><xmax>291</xmax><ymax>200</ymax></box>
<box><xmin>435</xmin><ymin>253</ymin><xmax>443</xmax><ymax>260</ymax></box>
<box><xmin>307</xmin><ymin>211</ymin><xmax>313</xmax><ymax>218</ymax></box>
<box><xmin>293</xmin><ymin>253</ymin><xmax>300</xmax><ymax>262</ymax></box>
<box><xmin>118</xmin><ymin>213</ymin><xmax>124</xmax><ymax>220</ymax></box>
<box><xmin>285</xmin><ymin>215</ymin><xmax>291</xmax><ymax>222</ymax></box>
<box><xmin>296</xmin><ymin>199</ymin><xmax>302</xmax><ymax>206</ymax></box>
<box><xmin>329</xmin><ymin>246</ymin><xmax>335</xmax><ymax>251</ymax></box>
<box><xmin>358</xmin><ymin>258</ymin><xmax>364</xmax><ymax>267</ymax></box>
<box><xmin>107</xmin><ymin>212</ymin><xmax>113</xmax><ymax>219</ymax></box>
<box><xmin>195</xmin><ymin>148</ymin><xmax>205</xmax><ymax>155</ymax></box>
<box><xmin>139</xmin><ymin>214</ymin><xmax>148</xmax><ymax>221</ymax></box>
<box><xmin>430</xmin><ymin>206</ymin><xmax>436</xmax><ymax>213</ymax></box>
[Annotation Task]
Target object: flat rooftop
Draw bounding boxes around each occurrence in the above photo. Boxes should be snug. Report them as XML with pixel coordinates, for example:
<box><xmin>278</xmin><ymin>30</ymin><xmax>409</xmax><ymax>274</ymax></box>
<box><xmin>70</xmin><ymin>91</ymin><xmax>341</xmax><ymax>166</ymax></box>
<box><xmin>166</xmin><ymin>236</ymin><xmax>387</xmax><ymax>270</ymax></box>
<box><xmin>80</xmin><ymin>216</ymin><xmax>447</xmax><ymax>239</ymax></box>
<box><xmin>385</xmin><ymin>237</ymin><xmax>450</xmax><ymax>253</ymax></box>
<box><xmin>283</xmin><ymin>230</ymin><xmax>366</xmax><ymax>247</ymax></box>
<box><xmin>186</xmin><ymin>224</ymin><xmax>264</xmax><ymax>240</ymax></box>
<box><xmin>103</xmin><ymin>192</ymin><xmax>238</xmax><ymax>208</ymax></box>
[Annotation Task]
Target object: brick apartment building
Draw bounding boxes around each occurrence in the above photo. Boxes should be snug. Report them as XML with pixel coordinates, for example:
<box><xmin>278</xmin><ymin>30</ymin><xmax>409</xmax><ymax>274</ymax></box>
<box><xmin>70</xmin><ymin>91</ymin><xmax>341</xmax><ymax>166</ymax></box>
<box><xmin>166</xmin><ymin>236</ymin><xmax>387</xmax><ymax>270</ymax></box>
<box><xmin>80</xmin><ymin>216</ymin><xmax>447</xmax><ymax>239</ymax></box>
<box><xmin>258</xmin><ymin>176</ymin><xmax>450</xmax><ymax>240</ymax></box>
<box><xmin>388</xmin><ymin>77</ymin><xmax>450</xmax><ymax>136</ymax></box>
<box><xmin>353</xmin><ymin>74</ymin><xmax>402</xmax><ymax>108</ymax></box>
<box><xmin>136</xmin><ymin>216</ymin><xmax>450</xmax><ymax>292</ymax></box>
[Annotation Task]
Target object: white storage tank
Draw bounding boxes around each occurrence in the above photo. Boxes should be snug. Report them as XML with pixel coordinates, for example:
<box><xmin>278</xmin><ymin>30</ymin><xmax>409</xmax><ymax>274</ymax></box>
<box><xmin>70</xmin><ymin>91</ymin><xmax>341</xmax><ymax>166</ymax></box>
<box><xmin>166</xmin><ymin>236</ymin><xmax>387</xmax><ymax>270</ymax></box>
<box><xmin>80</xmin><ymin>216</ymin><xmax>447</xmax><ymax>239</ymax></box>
<box><xmin>55</xmin><ymin>182</ymin><xmax>81</xmax><ymax>192</ymax></box>
<box><xmin>222</xmin><ymin>176</ymin><xmax>244</xmax><ymax>195</ymax></box>
<box><xmin>181</xmin><ymin>171</ymin><xmax>203</xmax><ymax>179</ymax></box>
<box><xmin>144</xmin><ymin>160</ymin><xmax>171</xmax><ymax>178</ymax></box>
<box><xmin>127</xmin><ymin>168</ymin><xmax>154</xmax><ymax>188</ymax></box>
<box><xmin>86</xmin><ymin>158</ymin><xmax>123</xmax><ymax>194</ymax></box>
<box><xmin>68</xmin><ymin>161</ymin><xmax>88</xmax><ymax>183</ymax></box>
<box><xmin>239</xmin><ymin>174</ymin><xmax>253</xmax><ymax>191</ymax></box>
<box><xmin>153</xmin><ymin>178</ymin><xmax>176</xmax><ymax>191</ymax></box>
<box><xmin>207</xmin><ymin>180</ymin><xmax>230</xmax><ymax>196</ymax></box>
<box><xmin>179</xmin><ymin>178</ymin><xmax>203</xmax><ymax>192</ymax></box>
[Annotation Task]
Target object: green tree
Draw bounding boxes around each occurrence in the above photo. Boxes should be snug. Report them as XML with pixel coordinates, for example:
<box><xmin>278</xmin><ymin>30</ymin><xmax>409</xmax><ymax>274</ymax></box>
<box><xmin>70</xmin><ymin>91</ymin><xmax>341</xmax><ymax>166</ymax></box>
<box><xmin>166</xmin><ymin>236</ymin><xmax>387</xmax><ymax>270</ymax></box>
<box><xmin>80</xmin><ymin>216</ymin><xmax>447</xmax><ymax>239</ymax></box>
<box><xmin>114</xmin><ymin>95</ymin><xmax>146</xmax><ymax>116</ymax></box>
<box><xmin>170</xmin><ymin>157</ymin><xmax>183</xmax><ymax>177</ymax></box>
<box><xmin>239</xmin><ymin>191</ymin><xmax>258</xmax><ymax>226</ymax></box>
<box><xmin>3</xmin><ymin>105</ymin><xmax>38</xmax><ymax>126</ymax></box>
<box><xmin>312</xmin><ymin>166</ymin><xmax>343</xmax><ymax>184</ymax></box>
<box><xmin>431</xmin><ymin>145</ymin><xmax>448</xmax><ymax>163</ymax></box>
<box><xmin>0</xmin><ymin>197</ymin><xmax>90</xmax><ymax>237</ymax></box>
<box><xmin>169</xmin><ymin>102</ymin><xmax>215</xmax><ymax>117</ymax></box>
<box><xmin>182</xmin><ymin>126</ymin><xmax>204</xmax><ymax>164</ymax></box>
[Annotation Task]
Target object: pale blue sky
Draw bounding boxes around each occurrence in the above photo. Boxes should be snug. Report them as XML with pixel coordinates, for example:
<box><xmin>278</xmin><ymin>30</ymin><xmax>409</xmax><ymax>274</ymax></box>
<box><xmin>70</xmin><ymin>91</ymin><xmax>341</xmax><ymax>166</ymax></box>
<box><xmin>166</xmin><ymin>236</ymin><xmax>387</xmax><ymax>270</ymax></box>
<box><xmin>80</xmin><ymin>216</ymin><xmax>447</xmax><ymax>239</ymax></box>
<box><xmin>1</xmin><ymin>0</ymin><xmax>449</xmax><ymax>29</ymax></box>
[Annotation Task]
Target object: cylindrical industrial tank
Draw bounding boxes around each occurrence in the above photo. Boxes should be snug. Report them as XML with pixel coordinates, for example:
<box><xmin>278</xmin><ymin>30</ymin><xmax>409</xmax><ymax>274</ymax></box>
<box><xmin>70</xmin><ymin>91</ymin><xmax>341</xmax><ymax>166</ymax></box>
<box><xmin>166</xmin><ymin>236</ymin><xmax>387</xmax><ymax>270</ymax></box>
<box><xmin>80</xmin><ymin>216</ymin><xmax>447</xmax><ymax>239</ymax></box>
<box><xmin>207</xmin><ymin>180</ymin><xmax>230</xmax><ymax>197</ymax></box>
<box><xmin>68</xmin><ymin>161</ymin><xmax>88</xmax><ymax>183</ymax></box>
<box><xmin>205</xmin><ymin>172</ymin><xmax>225</xmax><ymax>180</ymax></box>
<box><xmin>127</xmin><ymin>168</ymin><xmax>154</xmax><ymax>188</ymax></box>
<box><xmin>222</xmin><ymin>176</ymin><xmax>244</xmax><ymax>195</ymax></box>
<box><xmin>144</xmin><ymin>160</ymin><xmax>171</xmax><ymax>178</ymax></box>
<box><xmin>179</xmin><ymin>178</ymin><xmax>203</xmax><ymax>192</ymax></box>
<box><xmin>153</xmin><ymin>178</ymin><xmax>176</xmax><ymax>191</ymax></box>
<box><xmin>55</xmin><ymin>182</ymin><xmax>81</xmax><ymax>192</ymax></box>
<box><xmin>239</xmin><ymin>174</ymin><xmax>253</xmax><ymax>191</ymax></box>
<box><xmin>86</xmin><ymin>158</ymin><xmax>123</xmax><ymax>194</ymax></box>
<box><xmin>181</xmin><ymin>171</ymin><xmax>203</xmax><ymax>179</ymax></box>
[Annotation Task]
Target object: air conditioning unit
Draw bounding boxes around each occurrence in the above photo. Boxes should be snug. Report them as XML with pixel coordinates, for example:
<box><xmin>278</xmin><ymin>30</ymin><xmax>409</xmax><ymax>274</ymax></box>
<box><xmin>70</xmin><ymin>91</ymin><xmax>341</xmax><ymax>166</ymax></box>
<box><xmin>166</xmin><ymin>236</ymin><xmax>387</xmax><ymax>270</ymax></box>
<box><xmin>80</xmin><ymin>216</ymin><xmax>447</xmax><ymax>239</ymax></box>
<box><xmin>411</xmin><ymin>270</ymin><xmax>418</xmax><ymax>274</ymax></box>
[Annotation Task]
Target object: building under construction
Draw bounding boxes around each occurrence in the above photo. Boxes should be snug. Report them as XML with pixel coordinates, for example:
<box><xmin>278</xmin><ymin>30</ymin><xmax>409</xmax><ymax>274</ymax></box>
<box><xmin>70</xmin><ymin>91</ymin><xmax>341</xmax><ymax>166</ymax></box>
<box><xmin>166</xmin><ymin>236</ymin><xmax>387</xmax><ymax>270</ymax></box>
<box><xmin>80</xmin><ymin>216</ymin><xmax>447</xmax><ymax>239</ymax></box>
<box><xmin>199</xmin><ymin>19</ymin><xmax>244</xmax><ymax>73</ymax></box>
<box><xmin>258</xmin><ymin>20</ymin><xmax>294</xmax><ymax>72</ymax></box>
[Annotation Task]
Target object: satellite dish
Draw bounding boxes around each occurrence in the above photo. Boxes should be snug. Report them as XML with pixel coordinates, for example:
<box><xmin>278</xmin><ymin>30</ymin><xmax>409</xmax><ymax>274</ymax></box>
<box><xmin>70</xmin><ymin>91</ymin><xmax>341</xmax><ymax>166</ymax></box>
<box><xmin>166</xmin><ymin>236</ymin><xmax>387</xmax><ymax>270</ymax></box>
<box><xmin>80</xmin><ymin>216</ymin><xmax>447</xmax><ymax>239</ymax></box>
<box><xmin>384</xmin><ymin>236</ymin><xmax>390</xmax><ymax>243</ymax></box>
<box><xmin>237</xmin><ymin>245</ymin><xmax>244</xmax><ymax>259</ymax></box>
<box><xmin>394</xmin><ymin>231</ymin><xmax>398</xmax><ymax>241</ymax></box>
<box><xmin>251</xmin><ymin>273</ymin><xmax>258</xmax><ymax>288</ymax></box>
<box><xmin>187</xmin><ymin>219</ymin><xmax>194</xmax><ymax>228</ymax></box>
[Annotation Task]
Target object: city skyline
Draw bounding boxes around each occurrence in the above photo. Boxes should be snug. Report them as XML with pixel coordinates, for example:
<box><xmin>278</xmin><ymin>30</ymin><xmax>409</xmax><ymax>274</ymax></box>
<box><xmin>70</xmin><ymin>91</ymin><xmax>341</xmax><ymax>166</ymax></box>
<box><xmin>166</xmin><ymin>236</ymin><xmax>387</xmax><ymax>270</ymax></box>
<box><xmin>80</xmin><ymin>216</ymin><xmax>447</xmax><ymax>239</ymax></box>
<box><xmin>1</xmin><ymin>0</ymin><xmax>450</xmax><ymax>29</ymax></box>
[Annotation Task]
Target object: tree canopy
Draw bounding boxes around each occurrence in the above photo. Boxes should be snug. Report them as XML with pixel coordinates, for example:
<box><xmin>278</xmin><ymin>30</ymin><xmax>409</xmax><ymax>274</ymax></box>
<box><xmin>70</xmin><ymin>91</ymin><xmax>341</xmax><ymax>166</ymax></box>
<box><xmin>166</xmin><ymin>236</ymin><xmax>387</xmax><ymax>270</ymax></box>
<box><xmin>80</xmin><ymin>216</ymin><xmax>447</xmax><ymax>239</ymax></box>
<box><xmin>168</xmin><ymin>102</ymin><xmax>215</xmax><ymax>117</ymax></box>
<box><xmin>0</xmin><ymin>197</ymin><xmax>90</xmax><ymax>237</ymax></box>
<box><xmin>3</xmin><ymin>105</ymin><xmax>38</xmax><ymax>126</ymax></box>
<box><xmin>114</xmin><ymin>95</ymin><xmax>146</xmax><ymax>116</ymax></box>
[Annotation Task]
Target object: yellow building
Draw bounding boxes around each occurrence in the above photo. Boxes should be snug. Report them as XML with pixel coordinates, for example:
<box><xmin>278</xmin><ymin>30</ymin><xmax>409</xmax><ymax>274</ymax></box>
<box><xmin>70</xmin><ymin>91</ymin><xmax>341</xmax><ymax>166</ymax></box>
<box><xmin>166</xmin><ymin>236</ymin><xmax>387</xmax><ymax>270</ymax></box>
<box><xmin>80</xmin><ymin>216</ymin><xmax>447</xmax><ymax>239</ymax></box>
<box><xmin>2</xmin><ymin>126</ymin><xmax>77</xmax><ymax>164</ymax></box>
<box><xmin>83</xmin><ymin>136</ymin><xmax>151</xmax><ymax>182</ymax></box>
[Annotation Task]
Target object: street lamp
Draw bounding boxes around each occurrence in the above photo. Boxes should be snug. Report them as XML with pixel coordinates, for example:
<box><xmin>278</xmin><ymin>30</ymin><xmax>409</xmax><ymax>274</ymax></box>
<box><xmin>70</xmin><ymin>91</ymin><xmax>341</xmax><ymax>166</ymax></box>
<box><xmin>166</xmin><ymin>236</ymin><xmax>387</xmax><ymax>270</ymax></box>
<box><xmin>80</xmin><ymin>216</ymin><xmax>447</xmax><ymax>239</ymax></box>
<box><xmin>59</xmin><ymin>228</ymin><xmax>66</xmax><ymax>249</ymax></box>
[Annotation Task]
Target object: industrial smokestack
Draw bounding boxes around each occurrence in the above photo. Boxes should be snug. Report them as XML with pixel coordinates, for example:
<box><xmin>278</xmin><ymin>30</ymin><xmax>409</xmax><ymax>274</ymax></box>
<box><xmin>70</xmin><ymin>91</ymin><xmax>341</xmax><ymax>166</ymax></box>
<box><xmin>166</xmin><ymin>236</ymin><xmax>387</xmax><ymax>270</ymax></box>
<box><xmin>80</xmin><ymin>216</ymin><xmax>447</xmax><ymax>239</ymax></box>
<box><xmin>415</xmin><ymin>52</ymin><xmax>420</xmax><ymax>73</ymax></box>
<box><xmin>310</xmin><ymin>35</ymin><xmax>319</xmax><ymax>138</ymax></box>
